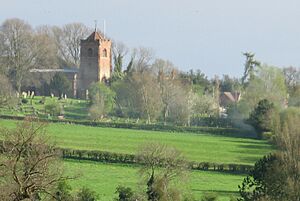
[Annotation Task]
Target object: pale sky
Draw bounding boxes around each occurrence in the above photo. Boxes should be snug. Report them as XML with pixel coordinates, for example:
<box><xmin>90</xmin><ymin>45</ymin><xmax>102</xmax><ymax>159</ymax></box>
<box><xmin>1</xmin><ymin>0</ymin><xmax>300</xmax><ymax>77</ymax></box>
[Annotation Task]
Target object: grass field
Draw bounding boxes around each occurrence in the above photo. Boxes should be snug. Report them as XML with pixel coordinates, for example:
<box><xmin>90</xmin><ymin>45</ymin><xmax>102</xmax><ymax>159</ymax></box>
<box><xmin>0</xmin><ymin>119</ymin><xmax>273</xmax><ymax>165</ymax></box>
<box><xmin>64</xmin><ymin>160</ymin><xmax>244</xmax><ymax>201</ymax></box>
<box><xmin>0</xmin><ymin>96</ymin><xmax>89</xmax><ymax>119</ymax></box>
<box><xmin>0</xmin><ymin>119</ymin><xmax>273</xmax><ymax>200</ymax></box>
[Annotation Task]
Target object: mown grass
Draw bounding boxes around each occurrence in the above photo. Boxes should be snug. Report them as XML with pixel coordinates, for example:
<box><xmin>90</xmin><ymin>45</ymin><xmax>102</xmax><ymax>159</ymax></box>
<box><xmin>0</xmin><ymin>119</ymin><xmax>272</xmax><ymax>200</ymax></box>
<box><xmin>64</xmin><ymin>159</ymin><xmax>243</xmax><ymax>201</ymax></box>
<box><xmin>0</xmin><ymin>119</ymin><xmax>273</xmax><ymax>165</ymax></box>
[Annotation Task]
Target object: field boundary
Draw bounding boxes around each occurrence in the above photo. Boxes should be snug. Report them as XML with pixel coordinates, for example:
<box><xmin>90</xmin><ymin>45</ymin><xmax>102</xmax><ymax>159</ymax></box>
<box><xmin>60</xmin><ymin>148</ymin><xmax>253</xmax><ymax>174</ymax></box>
<box><xmin>0</xmin><ymin>115</ymin><xmax>257</xmax><ymax>138</ymax></box>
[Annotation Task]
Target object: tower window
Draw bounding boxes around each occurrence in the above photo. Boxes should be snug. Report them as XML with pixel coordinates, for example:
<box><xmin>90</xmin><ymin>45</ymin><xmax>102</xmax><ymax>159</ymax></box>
<box><xmin>87</xmin><ymin>48</ymin><xmax>93</xmax><ymax>56</ymax></box>
<box><xmin>102</xmin><ymin>49</ymin><xmax>107</xmax><ymax>57</ymax></box>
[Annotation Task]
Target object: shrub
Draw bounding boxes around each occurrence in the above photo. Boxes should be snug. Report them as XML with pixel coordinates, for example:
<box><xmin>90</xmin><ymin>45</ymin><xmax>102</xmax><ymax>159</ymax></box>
<box><xmin>76</xmin><ymin>187</ymin><xmax>98</xmax><ymax>201</ymax></box>
<box><xmin>201</xmin><ymin>192</ymin><xmax>219</xmax><ymax>201</ymax></box>
<box><xmin>21</xmin><ymin>98</ymin><xmax>28</xmax><ymax>104</ymax></box>
<box><xmin>45</xmin><ymin>102</ymin><xmax>62</xmax><ymax>116</ymax></box>
<box><xmin>115</xmin><ymin>186</ymin><xmax>134</xmax><ymax>201</ymax></box>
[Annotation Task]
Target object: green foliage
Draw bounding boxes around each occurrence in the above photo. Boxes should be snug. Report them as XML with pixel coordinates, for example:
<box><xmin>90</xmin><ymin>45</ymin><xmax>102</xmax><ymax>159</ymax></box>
<box><xmin>238</xmin><ymin>65</ymin><xmax>287</xmax><ymax>117</ymax></box>
<box><xmin>238</xmin><ymin>154</ymin><xmax>287</xmax><ymax>201</ymax></box>
<box><xmin>64</xmin><ymin>160</ymin><xmax>243</xmax><ymax>201</ymax></box>
<box><xmin>21</xmin><ymin>98</ymin><xmax>28</xmax><ymax>104</ymax></box>
<box><xmin>55</xmin><ymin>181</ymin><xmax>73</xmax><ymax>201</ymax></box>
<box><xmin>76</xmin><ymin>187</ymin><xmax>98</xmax><ymax>201</ymax></box>
<box><xmin>249</xmin><ymin>99</ymin><xmax>275</xmax><ymax>138</ymax></box>
<box><xmin>201</xmin><ymin>192</ymin><xmax>219</xmax><ymax>201</ymax></box>
<box><xmin>288</xmin><ymin>85</ymin><xmax>300</xmax><ymax>106</ymax></box>
<box><xmin>0</xmin><ymin>118</ymin><xmax>272</xmax><ymax>165</ymax></box>
<box><xmin>0</xmin><ymin>74</ymin><xmax>16</xmax><ymax>107</ymax></box>
<box><xmin>115</xmin><ymin>186</ymin><xmax>133</xmax><ymax>201</ymax></box>
<box><xmin>45</xmin><ymin>101</ymin><xmax>62</xmax><ymax>116</ymax></box>
<box><xmin>115</xmin><ymin>186</ymin><xmax>134</xmax><ymax>201</ymax></box>
<box><xmin>88</xmin><ymin>82</ymin><xmax>116</xmax><ymax>118</ymax></box>
<box><xmin>242</xmin><ymin>52</ymin><xmax>260</xmax><ymax>86</ymax></box>
<box><xmin>50</xmin><ymin>73</ymin><xmax>72</xmax><ymax>96</ymax></box>
<box><xmin>220</xmin><ymin>74</ymin><xmax>242</xmax><ymax>92</ymax></box>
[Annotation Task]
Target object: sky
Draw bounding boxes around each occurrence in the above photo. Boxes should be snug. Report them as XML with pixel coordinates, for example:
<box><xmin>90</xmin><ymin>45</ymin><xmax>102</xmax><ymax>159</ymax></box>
<box><xmin>1</xmin><ymin>0</ymin><xmax>300</xmax><ymax>78</ymax></box>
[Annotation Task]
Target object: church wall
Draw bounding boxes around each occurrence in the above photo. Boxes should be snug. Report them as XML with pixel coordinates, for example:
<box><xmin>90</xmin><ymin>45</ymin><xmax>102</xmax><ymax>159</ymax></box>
<box><xmin>98</xmin><ymin>40</ymin><xmax>112</xmax><ymax>81</ymax></box>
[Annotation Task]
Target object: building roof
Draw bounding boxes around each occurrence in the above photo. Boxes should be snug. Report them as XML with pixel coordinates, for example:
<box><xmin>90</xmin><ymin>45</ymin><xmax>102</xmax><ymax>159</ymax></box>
<box><xmin>220</xmin><ymin>91</ymin><xmax>241</xmax><ymax>106</ymax></box>
<box><xmin>85</xmin><ymin>31</ymin><xmax>105</xmax><ymax>41</ymax></box>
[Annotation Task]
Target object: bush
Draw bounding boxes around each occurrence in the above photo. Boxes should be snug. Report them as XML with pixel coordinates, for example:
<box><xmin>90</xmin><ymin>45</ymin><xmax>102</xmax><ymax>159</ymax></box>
<box><xmin>115</xmin><ymin>186</ymin><xmax>134</xmax><ymax>201</ymax></box>
<box><xmin>45</xmin><ymin>102</ymin><xmax>62</xmax><ymax>116</ymax></box>
<box><xmin>21</xmin><ymin>98</ymin><xmax>28</xmax><ymax>104</ymax></box>
<box><xmin>76</xmin><ymin>187</ymin><xmax>98</xmax><ymax>201</ymax></box>
<box><xmin>201</xmin><ymin>192</ymin><xmax>219</xmax><ymax>201</ymax></box>
<box><xmin>248</xmin><ymin>99</ymin><xmax>275</xmax><ymax>138</ymax></box>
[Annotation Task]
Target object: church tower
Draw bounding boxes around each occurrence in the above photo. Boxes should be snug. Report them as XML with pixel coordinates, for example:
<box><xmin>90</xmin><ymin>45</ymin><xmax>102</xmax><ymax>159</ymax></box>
<box><xmin>78</xmin><ymin>31</ymin><xmax>112</xmax><ymax>97</ymax></box>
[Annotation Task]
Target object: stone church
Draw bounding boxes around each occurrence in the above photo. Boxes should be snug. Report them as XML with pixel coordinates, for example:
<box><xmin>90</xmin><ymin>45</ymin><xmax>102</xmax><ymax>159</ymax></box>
<box><xmin>30</xmin><ymin>30</ymin><xmax>112</xmax><ymax>98</ymax></box>
<box><xmin>77</xmin><ymin>31</ymin><xmax>112</xmax><ymax>97</ymax></box>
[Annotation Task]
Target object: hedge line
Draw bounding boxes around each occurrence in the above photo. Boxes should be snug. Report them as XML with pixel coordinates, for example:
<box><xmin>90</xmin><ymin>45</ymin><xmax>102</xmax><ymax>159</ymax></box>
<box><xmin>0</xmin><ymin>137</ymin><xmax>253</xmax><ymax>174</ymax></box>
<box><xmin>0</xmin><ymin>114</ymin><xmax>256</xmax><ymax>138</ymax></box>
<box><xmin>60</xmin><ymin>148</ymin><xmax>253</xmax><ymax>174</ymax></box>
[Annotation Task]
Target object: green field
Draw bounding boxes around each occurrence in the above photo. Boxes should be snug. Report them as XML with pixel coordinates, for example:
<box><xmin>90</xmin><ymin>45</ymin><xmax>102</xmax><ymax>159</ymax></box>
<box><xmin>0</xmin><ymin>96</ymin><xmax>89</xmax><ymax>119</ymax></box>
<box><xmin>64</xmin><ymin>160</ymin><xmax>244</xmax><ymax>201</ymax></box>
<box><xmin>0</xmin><ymin>119</ymin><xmax>274</xmax><ymax>200</ymax></box>
<box><xmin>0</xmin><ymin>119</ymin><xmax>272</xmax><ymax>165</ymax></box>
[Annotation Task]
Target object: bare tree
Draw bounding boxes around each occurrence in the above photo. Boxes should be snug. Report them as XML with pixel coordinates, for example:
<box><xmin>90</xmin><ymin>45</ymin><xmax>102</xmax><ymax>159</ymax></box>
<box><xmin>112</xmin><ymin>41</ymin><xmax>129</xmax><ymax>73</ymax></box>
<box><xmin>0</xmin><ymin>74</ymin><xmax>16</xmax><ymax>107</ymax></box>
<box><xmin>129</xmin><ymin>70</ymin><xmax>162</xmax><ymax>124</ymax></box>
<box><xmin>0</xmin><ymin>118</ymin><xmax>67</xmax><ymax>200</ymax></box>
<box><xmin>0</xmin><ymin>18</ymin><xmax>36</xmax><ymax>92</ymax></box>
<box><xmin>283</xmin><ymin>67</ymin><xmax>300</xmax><ymax>91</ymax></box>
<box><xmin>137</xmin><ymin>143</ymin><xmax>187</xmax><ymax>201</ymax></box>
<box><xmin>275</xmin><ymin>108</ymin><xmax>300</xmax><ymax>200</ymax></box>
<box><xmin>53</xmin><ymin>23</ymin><xmax>90</xmax><ymax>68</ymax></box>
<box><xmin>152</xmin><ymin>59</ymin><xmax>176</xmax><ymax>125</ymax></box>
<box><xmin>131</xmin><ymin>47</ymin><xmax>154</xmax><ymax>72</ymax></box>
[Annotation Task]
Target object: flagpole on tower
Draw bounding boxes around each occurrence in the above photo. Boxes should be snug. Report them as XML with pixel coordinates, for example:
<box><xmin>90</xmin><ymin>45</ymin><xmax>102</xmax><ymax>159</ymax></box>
<box><xmin>94</xmin><ymin>20</ymin><xmax>97</xmax><ymax>32</ymax></box>
<box><xmin>103</xmin><ymin>19</ymin><xmax>106</xmax><ymax>38</ymax></box>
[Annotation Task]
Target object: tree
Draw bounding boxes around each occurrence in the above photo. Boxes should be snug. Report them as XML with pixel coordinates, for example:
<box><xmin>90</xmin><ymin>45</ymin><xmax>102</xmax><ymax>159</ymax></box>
<box><xmin>283</xmin><ymin>67</ymin><xmax>300</xmax><ymax>92</ymax></box>
<box><xmin>179</xmin><ymin>69</ymin><xmax>210</xmax><ymax>95</ymax></box>
<box><xmin>129</xmin><ymin>70</ymin><xmax>162</xmax><ymax>123</ymax></box>
<box><xmin>238</xmin><ymin>65</ymin><xmax>287</xmax><ymax>118</ymax></box>
<box><xmin>137</xmin><ymin>143</ymin><xmax>187</xmax><ymax>201</ymax></box>
<box><xmin>249</xmin><ymin>99</ymin><xmax>275</xmax><ymax>138</ymax></box>
<box><xmin>153</xmin><ymin>59</ymin><xmax>182</xmax><ymax>125</ymax></box>
<box><xmin>0</xmin><ymin>18</ymin><xmax>58</xmax><ymax>93</ymax></box>
<box><xmin>49</xmin><ymin>73</ymin><xmax>72</xmax><ymax>97</ymax></box>
<box><xmin>220</xmin><ymin>74</ymin><xmax>242</xmax><ymax>92</ymax></box>
<box><xmin>274</xmin><ymin>107</ymin><xmax>300</xmax><ymax>201</ymax></box>
<box><xmin>0</xmin><ymin>73</ymin><xmax>16</xmax><ymax>107</ymax></box>
<box><xmin>239</xmin><ymin>108</ymin><xmax>300</xmax><ymax>201</ymax></box>
<box><xmin>111</xmin><ymin>42</ymin><xmax>129</xmax><ymax>82</ymax></box>
<box><xmin>0</xmin><ymin>18</ymin><xmax>36</xmax><ymax>92</ymax></box>
<box><xmin>0</xmin><ymin>118</ymin><xmax>67</xmax><ymax>200</ymax></box>
<box><xmin>88</xmin><ymin>82</ymin><xmax>116</xmax><ymax>119</ymax></box>
<box><xmin>283</xmin><ymin>67</ymin><xmax>300</xmax><ymax>107</ymax></box>
<box><xmin>242</xmin><ymin>52</ymin><xmax>260</xmax><ymax>86</ymax></box>
<box><xmin>238</xmin><ymin>154</ymin><xmax>287</xmax><ymax>201</ymax></box>
<box><xmin>52</xmin><ymin>23</ymin><xmax>90</xmax><ymax>68</ymax></box>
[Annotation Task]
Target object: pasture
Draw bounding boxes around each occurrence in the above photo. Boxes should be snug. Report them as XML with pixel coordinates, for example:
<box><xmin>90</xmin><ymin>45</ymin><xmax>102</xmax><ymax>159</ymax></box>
<box><xmin>0</xmin><ymin>119</ymin><xmax>274</xmax><ymax>200</ymax></box>
<box><xmin>64</xmin><ymin>160</ymin><xmax>244</xmax><ymax>201</ymax></box>
<box><xmin>0</xmin><ymin>119</ymin><xmax>273</xmax><ymax>165</ymax></box>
